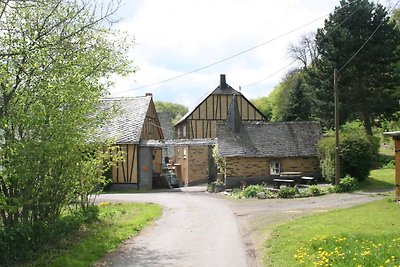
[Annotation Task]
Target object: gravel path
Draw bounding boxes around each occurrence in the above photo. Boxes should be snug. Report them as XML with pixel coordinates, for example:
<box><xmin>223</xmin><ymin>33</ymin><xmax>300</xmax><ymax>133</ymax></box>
<box><xmin>95</xmin><ymin>189</ymin><xmax>385</xmax><ymax>267</ymax></box>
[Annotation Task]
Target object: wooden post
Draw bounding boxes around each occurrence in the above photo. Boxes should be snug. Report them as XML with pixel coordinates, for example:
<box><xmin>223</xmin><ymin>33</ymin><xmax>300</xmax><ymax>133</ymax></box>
<box><xmin>395</xmin><ymin>139</ymin><xmax>400</xmax><ymax>201</ymax></box>
<box><xmin>383</xmin><ymin>131</ymin><xmax>400</xmax><ymax>201</ymax></box>
<box><xmin>334</xmin><ymin>69</ymin><xmax>340</xmax><ymax>186</ymax></box>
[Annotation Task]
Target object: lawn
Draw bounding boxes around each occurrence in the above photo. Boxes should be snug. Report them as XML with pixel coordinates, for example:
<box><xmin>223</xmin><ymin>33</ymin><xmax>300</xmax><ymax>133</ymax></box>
<box><xmin>265</xmin><ymin>199</ymin><xmax>400</xmax><ymax>266</ymax></box>
<box><xmin>28</xmin><ymin>202</ymin><xmax>161</xmax><ymax>267</ymax></box>
<box><xmin>359</xmin><ymin>168</ymin><xmax>395</xmax><ymax>192</ymax></box>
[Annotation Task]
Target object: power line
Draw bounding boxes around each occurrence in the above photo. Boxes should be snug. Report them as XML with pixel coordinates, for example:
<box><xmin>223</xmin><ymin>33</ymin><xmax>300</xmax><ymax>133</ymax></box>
<box><xmin>242</xmin><ymin>0</ymin><xmax>364</xmax><ymax>88</ymax></box>
<box><xmin>339</xmin><ymin>0</ymin><xmax>400</xmax><ymax>71</ymax></box>
<box><xmin>242</xmin><ymin>59</ymin><xmax>298</xmax><ymax>88</ymax></box>
<box><xmin>113</xmin><ymin>2</ymin><xmax>360</xmax><ymax>95</ymax></box>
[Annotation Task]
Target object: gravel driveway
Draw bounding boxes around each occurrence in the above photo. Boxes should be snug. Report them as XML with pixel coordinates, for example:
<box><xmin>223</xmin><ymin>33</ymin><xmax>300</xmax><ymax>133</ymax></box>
<box><xmin>95</xmin><ymin>188</ymin><xmax>384</xmax><ymax>267</ymax></box>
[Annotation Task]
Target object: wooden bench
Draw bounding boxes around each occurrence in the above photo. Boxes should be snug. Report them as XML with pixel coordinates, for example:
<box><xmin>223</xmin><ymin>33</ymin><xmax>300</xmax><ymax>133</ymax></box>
<box><xmin>301</xmin><ymin>176</ymin><xmax>317</xmax><ymax>185</ymax></box>
<box><xmin>273</xmin><ymin>178</ymin><xmax>296</xmax><ymax>189</ymax></box>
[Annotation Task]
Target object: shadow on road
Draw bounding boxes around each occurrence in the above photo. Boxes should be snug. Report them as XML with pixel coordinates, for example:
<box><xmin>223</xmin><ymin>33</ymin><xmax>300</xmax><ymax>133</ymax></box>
<box><xmin>95</xmin><ymin>244</ymin><xmax>186</xmax><ymax>267</ymax></box>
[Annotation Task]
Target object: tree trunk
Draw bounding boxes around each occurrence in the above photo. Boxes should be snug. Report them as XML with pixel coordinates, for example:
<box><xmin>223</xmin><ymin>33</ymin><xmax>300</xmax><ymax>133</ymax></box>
<box><xmin>360</xmin><ymin>74</ymin><xmax>373</xmax><ymax>136</ymax></box>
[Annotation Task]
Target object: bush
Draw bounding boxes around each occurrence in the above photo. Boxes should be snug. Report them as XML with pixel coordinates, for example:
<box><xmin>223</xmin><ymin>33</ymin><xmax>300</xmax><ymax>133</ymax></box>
<box><xmin>335</xmin><ymin>176</ymin><xmax>358</xmax><ymax>193</ymax></box>
<box><xmin>0</xmin><ymin>206</ymin><xmax>100</xmax><ymax>265</ymax></box>
<box><xmin>240</xmin><ymin>184</ymin><xmax>269</xmax><ymax>198</ymax></box>
<box><xmin>299</xmin><ymin>185</ymin><xmax>322</xmax><ymax>197</ymax></box>
<box><xmin>318</xmin><ymin>123</ymin><xmax>379</xmax><ymax>182</ymax></box>
<box><xmin>307</xmin><ymin>185</ymin><xmax>322</xmax><ymax>196</ymax></box>
<box><xmin>277</xmin><ymin>186</ymin><xmax>298</xmax><ymax>198</ymax></box>
<box><xmin>340</xmin><ymin>134</ymin><xmax>379</xmax><ymax>182</ymax></box>
<box><xmin>318</xmin><ymin>136</ymin><xmax>336</xmax><ymax>182</ymax></box>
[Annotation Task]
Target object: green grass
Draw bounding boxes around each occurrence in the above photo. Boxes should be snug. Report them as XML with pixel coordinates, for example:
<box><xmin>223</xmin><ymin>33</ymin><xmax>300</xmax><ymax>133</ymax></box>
<box><xmin>265</xmin><ymin>199</ymin><xmax>400</xmax><ymax>266</ymax></box>
<box><xmin>29</xmin><ymin>202</ymin><xmax>161</xmax><ymax>267</ymax></box>
<box><xmin>380</xmin><ymin>145</ymin><xmax>394</xmax><ymax>157</ymax></box>
<box><xmin>360</xmin><ymin>169</ymin><xmax>395</xmax><ymax>192</ymax></box>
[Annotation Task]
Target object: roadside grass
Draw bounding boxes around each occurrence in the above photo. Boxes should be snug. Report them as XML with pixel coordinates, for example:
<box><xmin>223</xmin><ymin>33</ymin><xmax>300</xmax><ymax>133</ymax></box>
<box><xmin>27</xmin><ymin>202</ymin><xmax>161</xmax><ymax>267</ymax></box>
<box><xmin>359</xmin><ymin>169</ymin><xmax>395</xmax><ymax>192</ymax></box>
<box><xmin>265</xmin><ymin>199</ymin><xmax>400</xmax><ymax>266</ymax></box>
<box><xmin>100</xmin><ymin>188</ymin><xmax>150</xmax><ymax>194</ymax></box>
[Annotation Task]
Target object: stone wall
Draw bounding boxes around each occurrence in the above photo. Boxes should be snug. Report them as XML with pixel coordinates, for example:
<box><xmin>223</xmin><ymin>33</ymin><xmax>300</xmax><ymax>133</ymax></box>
<box><xmin>225</xmin><ymin>156</ymin><xmax>321</xmax><ymax>189</ymax></box>
<box><xmin>187</xmin><ymin>146</ymin><xmax>209</xmax><ymax>185</ymax></box>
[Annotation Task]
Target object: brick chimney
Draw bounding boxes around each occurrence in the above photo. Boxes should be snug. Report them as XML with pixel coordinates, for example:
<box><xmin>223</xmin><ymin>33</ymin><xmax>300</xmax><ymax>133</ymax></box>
<box><xmin>145</xmin><ymin>93</ymin><xmax>153</xmax><ymax>97</ymax></box>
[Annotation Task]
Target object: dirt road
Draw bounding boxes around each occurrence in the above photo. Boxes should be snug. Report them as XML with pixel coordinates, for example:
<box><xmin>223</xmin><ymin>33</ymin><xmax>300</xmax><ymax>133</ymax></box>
<box><xmin>95</xmin><ymin>189</ymin><xmax>383</xmax><ymax>267</ymax></box>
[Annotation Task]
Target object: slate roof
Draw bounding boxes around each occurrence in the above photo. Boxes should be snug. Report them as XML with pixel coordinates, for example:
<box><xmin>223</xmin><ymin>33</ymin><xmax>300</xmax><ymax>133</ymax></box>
<box><xmin>100</xmin><ymin>96</ymin><xmax>152</xmax><ymax>144</ymax></box>
<box><xmin>217</xmin><ymin>121</ymin><xmax>322</xmax><ymax>158</ymax></box>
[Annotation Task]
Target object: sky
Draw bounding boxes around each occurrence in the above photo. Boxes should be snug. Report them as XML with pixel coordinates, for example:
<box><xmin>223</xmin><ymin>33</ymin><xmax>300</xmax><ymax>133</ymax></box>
<box><xmin>106</xmin><ymin>0</ymin><xmax>389</xmax><ymax>110</ymax></box>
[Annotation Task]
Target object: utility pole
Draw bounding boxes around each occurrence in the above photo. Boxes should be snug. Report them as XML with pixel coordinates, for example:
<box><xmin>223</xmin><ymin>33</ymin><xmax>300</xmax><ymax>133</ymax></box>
<box><xmin>334</xmin><ymin>69</ymin><xmax>340</xmax><ymax>186</ymax></box>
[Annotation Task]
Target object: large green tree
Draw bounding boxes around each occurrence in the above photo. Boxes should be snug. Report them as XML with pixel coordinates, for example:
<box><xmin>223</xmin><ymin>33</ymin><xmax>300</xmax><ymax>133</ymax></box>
<box><xmin>280</xmin><ymin>72</ymin><xmax>311</xmax><ymax>121</ymax></box>
<box><xmin>154</xmin><ymin>101</ymin><xmax>188</xmax><ymax>124</ymax></box>
<box><xmin>307</xmin><ymin>0</ymin><xmax>400</xmax><ymax>134</ymax></box>
<box><xmin>0</xmin><ymin>0</ymin><xmax>133</xmax><ymax>227</ymax></box>
<box><xmin>251</xmin><ymin>96</ymin><xmax>272</xmax><ymax>121</ymax></box>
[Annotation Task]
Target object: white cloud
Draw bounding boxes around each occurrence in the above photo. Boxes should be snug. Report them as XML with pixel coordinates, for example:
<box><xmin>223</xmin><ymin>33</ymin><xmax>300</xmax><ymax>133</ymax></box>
<box><xmin>109</xmin><ymin>0</ymin><xmax>341</xmax><ymax>109</ymax></box>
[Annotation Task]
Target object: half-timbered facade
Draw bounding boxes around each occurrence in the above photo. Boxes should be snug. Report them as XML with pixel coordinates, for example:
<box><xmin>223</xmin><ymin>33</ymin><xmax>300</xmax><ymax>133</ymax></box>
<box><xmin>101</xmin><ymin>95</ymin><xmax>164</xmax><ymax>189</ymax></box>
<box><xmin>174</xmin><ymin>74</ymin><xmax>266</xmax><ymax>139</ymax></box>
<box><xmin>171</xmin><ymin>74</ymin><xmax>267</xmax><ymax>184</ymax></box>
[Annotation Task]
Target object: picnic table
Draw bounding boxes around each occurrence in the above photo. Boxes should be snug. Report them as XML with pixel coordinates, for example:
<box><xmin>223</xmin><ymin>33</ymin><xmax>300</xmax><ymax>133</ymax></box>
<box><xmin>273</xmin><ymin>174</ymin><xmax>317</xmax><ymax>189</ymax></box>
<box><xmin>273</xmin><ymin>178</ymin><xmax>296</xmax><ymax>189</ymax></box>
<box><xmin>301</xmin><ymin>176</ymin><xmax>317</xmax><ymax>185</ymax></box>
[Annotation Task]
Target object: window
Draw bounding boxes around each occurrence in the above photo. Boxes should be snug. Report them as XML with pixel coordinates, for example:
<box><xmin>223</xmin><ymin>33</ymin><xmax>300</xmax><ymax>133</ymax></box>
<box><xmin>183</xmin><ymin>148</ymin><xmax>187</xmax><ymax>159</ymax></box>
<box><xmin>183</xmin><ymin>126</ymin><xmax>187</xmax><ymax>138</ymax></box>
<box><xmin>270</xmin><ymin>162</ymin><xmax>281</xmax><ymax>175</ymax></box>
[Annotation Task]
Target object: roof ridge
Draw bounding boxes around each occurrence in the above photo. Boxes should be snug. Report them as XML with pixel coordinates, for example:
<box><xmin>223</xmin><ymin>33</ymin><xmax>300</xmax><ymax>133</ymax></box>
<box><xmin>101</xmin><ymin>96</ymin><xmax>151</xmax><ymax>101</ymax></box>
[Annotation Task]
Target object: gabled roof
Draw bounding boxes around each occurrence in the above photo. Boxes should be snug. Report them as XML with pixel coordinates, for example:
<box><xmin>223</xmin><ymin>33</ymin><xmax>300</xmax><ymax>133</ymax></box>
<box><xmin>217</xmin><ymin>121</ymin><xmax>322</xmax><ymax>158</ymax></box>
<box><xmin>100</xmin><ymin>96</ymin><xmax>152</xmax><ymax>144</ymax></box>
<box><xmin>175</xmin><ymin>74</ymin><xmax>266</xmax><ymax>126</ymax></box>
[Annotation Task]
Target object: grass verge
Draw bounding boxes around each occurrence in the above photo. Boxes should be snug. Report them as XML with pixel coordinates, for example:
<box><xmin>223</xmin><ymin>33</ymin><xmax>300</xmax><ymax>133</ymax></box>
<box><xmin>28</xmin><ymin>202</ymin><xmax>161</xmax><ymax>267</ymax></box>
<box><xmin>265</xmin><ymin>199</ymin><xmax>400</xmax><ymax>266</ymax></box>
<box><xmin>359</xmin><ymin>168</ymin><xmax>395</xmax><ymax>192</ymax></box>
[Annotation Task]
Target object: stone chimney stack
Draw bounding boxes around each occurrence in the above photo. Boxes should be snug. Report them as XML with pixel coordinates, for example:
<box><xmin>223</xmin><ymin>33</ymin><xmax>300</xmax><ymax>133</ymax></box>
<box><xmin>220</xmin><ymin>74</ymin><xmax>227</xmax><ymax>89</ymax></box>
<box><xmin>227</xmin><ymin>94</ymin><xmax>242</xmax><ymax>133</ymax></box>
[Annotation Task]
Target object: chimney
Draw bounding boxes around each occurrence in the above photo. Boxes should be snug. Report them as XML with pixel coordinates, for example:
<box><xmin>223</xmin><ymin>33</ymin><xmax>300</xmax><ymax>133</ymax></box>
<box><xmin>227</xmin><ymin>94</ymin><xmax>242</xmax><ymax>133</ymax></box>
<box><xmin>220</xmin><ymin>74</ymin><xmax>227</xmax><ymax>89</ymax></box>
<box><xmin>145</xmin><ymin>93</ymin><xmax>153</xmax><ymax>97</ymax></box>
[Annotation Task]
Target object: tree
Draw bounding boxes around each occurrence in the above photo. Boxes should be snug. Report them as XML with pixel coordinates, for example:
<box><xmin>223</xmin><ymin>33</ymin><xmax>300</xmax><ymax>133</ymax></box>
<box><xmin>307</xmin><ymin>0</ymin><xmax>400</xmax><ymax>134</ymax></box>
<box><xmin>287</xmin><ymin>32</ymin><xmax>318</xmax><ymax>69</ymax></box>
<box><xmin>154</xmin><ymin>101</ymin><xmax>188</xmax><ymax>124</ymax></box>
<box><xmin>0</xmin><ymin>0</ymin><xmax>133</xmax><ymax>228</ymax></box>
<box><xmin>280</xmin><ymin>72</ymin><xmax>312</xmax><ymax>121</ymax></box>
<box><xmin>265</xmin><ymin>69</ymin><xmax>312</xmax><ymax>122</ymax></box>
<box><xmin>392</xmin><ymin>8</ymin><xmax>400</xmax><ymax>28</ymax></box>
<box><xmin>251</xmin><ymin>97</ymin><xmax>272</xmax><ymax>121</ymax></box>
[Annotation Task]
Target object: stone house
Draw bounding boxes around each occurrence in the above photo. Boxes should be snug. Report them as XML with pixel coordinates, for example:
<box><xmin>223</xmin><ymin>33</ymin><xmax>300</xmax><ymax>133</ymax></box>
<box><xmin>217</xmin><ymin>95</ymin><xmax>322</xmax><ymax>188</ymax></box>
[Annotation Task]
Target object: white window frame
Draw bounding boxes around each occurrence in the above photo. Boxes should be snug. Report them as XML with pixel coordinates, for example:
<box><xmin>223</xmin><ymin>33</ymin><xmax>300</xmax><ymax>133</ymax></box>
<box><xmin>270</xmin><ymin>162</ymin><xmax>281</xmax><ymax>175</ymax></box>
